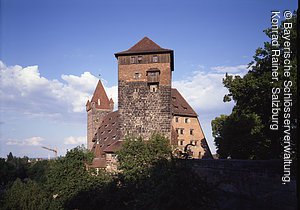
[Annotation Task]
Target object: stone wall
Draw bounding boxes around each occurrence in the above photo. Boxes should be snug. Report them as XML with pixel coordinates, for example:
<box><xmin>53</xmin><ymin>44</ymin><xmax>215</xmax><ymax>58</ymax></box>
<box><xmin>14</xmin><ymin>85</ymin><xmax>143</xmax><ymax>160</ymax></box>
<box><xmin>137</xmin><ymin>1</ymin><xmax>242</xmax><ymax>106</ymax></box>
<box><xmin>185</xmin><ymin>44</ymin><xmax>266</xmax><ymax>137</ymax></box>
<box><xmin>118</xmin><ymin>81</ymin><xmax>171</xmax><ymax>140</ymax></box>
<box><xmin>189</xmin><ymin>159</ymin><xmax>297</xmax><ymax>210</ymax></box>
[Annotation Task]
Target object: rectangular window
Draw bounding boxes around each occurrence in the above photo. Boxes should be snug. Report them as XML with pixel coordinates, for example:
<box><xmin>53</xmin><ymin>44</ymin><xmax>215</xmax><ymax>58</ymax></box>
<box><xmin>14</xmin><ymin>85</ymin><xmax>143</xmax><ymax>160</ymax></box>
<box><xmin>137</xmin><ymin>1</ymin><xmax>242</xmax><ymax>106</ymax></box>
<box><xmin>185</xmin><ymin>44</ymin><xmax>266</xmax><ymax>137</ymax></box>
<box><xmin>176</xmin><ymin>129</ymin><xmax>179</xmax><ymax>134</ymax></box>
<box><xmin>190</xmin><ymin>129</ymin><xmax>194</xmax><ymax>135</ymax></box>
<box><xmin>175</xmin><ymin>117</ymin><xmax>179</xmax><ymax>123</ymax></box>
<box><xmin>180</xmin><ymin>129</ymin><xmax>184</xmax><ymax>135</ymax></box>
<box><xmin>185</xmin><ymin>118</ymin><xmax>190</xmax><ymax>123</ymax></box>
<box><xmin>178</xmin><ymin>140</ymin><xmax>184</xmax><ymax>146</ymax></box>
<box><xmin>195</xmin><ymin>140</ymin><xmax>198</xmax><ymax>146</ymax></box>
<box><xmin>134</xmin><ymin>72</ymin><xmax>141</xmax><ymax>79</ymax></box>
<box><xmin>130</xmin><ymin>56</ymin><xmax>136</xmax><ymax>64</ymax></box>
<box><xmin>150</xmin><ymin>84</ymin><xmax>158</xmax><ymax>92</ymax></box>
<box><xmin>153</xmin><ymin>55</ymin><xmax>158</xmax><ymax>62</ymax></box>
<box><xmin>138</xmin><ymin>56</ymin><xmax>142</xmax><ymax>63</ymax></box>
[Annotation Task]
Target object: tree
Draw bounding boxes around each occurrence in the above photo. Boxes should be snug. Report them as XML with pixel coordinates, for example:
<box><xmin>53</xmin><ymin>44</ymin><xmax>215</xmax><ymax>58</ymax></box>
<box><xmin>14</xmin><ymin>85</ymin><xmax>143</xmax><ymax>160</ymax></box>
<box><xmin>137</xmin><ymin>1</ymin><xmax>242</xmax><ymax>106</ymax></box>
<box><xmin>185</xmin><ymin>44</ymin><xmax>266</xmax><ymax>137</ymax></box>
<box><xmin>3</xmin><ymin>178</ymin><xmax>50</xmax><ymax>210</ymax></box>
<box><xmin>212</xmin><ymin>13</ymin><xmax>297</xmax><ymax>159</ymax></box>
<box><xmin>27</xmin><ymin>160</ymin><xmax>50</xmax><ymax>183</ymax></box>
<box><xmin>116</xmin><ymin>134</ymin><xmax>171</xmax><ymax>182</ymax></box>
<box><xmin>45</xmin><ymin>145</ymin><xmax>108</xmax><ymax>209</ymax></box>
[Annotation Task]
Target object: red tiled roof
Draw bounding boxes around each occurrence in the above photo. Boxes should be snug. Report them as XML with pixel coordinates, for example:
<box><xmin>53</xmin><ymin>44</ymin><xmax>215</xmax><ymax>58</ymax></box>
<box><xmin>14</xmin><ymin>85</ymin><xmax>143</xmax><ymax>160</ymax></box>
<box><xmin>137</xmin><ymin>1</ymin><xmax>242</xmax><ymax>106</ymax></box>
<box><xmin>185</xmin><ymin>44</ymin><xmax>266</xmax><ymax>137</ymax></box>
<box><xmin>103</xmin><ymin>140</ymin><xmax>123</xmax><ymax>153</ymax></box>
<box><xmin>89</xmin><ymin>158</ymin><xmax>106</xmax><ymax>168</ymax></box>
<box><xmin>91</xmin><ymin>111</ymin><xmax>120</xmax><ymax>157</ymax></box>
<box><xmin>87</xmin><ymin>80</ymin><xmax>111</xmax><ymax>110</ymax></box>
<box><xmin>115</xmin><ymin>37</ymin><xmax>173</xmax><ymax>57</ymax></box>
<box><xmin>171</xmin><ymin>88</ymin><xmax>197</xmax><ymax>117</ymax></box>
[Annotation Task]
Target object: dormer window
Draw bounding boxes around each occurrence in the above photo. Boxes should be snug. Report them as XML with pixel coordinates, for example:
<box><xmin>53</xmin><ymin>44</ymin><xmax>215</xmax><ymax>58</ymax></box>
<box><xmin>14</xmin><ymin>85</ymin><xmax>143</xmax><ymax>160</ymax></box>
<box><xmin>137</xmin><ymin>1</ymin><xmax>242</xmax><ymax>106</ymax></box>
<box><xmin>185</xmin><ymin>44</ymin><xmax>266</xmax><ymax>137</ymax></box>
<box><xmin>153</xmin><ymin>55</ymin><xmax>158</xmax><ymax>63</ymax></box>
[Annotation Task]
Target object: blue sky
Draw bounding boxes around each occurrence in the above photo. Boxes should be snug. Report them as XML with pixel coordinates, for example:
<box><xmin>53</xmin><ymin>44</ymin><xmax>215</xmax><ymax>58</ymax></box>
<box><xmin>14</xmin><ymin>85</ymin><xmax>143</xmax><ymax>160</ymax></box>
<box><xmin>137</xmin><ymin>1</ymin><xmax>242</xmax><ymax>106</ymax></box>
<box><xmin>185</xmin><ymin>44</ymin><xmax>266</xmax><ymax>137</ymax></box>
<box><xmin>0</xmin><ymin>0</ymin><xmax>297</xmax><ymax>158</ymax></box>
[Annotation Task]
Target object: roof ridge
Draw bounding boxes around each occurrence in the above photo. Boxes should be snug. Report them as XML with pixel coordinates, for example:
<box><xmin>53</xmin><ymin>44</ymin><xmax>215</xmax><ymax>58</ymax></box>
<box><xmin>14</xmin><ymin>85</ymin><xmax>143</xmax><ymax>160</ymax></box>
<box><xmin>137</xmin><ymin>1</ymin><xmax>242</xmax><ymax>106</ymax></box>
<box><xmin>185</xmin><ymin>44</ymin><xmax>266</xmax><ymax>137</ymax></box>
<box><xmin>114</xmin><ymin>37</ymin><xmax>173</xmax><ymax>57</ymax></box>
<box><xmin>128</xmin><ymin>37</ymin><xmax>163</xmax><ymax>51</ymax></box>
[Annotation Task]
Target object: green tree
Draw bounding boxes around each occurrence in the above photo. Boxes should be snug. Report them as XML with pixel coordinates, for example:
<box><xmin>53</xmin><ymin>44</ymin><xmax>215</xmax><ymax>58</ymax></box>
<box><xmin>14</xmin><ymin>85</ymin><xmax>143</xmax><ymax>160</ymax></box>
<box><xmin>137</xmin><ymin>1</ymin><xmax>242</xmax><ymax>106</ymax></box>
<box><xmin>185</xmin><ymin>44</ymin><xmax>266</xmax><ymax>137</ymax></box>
<box><xmin>117</xmin><ymin>134</ymin><xmax>171</xmax><ymax>182</ymax></box>
<box><xmin>2</xmin><ymin>178</ymin><xmax>50</xmax><ymax>210</ymax></box>
<box><xmin>26</xmin><ymin>160</ymin><xmax>50</xmax><ymax>183</ymax></box>
<box><xmin>45</xmin><ymin>145</ymin><xmax>108</xmax><ymax>209</ymax></box>
<box><xmin>213</xmin><ymin>14</ymin><xmax>297</xmax><ymax>159</ymax></box>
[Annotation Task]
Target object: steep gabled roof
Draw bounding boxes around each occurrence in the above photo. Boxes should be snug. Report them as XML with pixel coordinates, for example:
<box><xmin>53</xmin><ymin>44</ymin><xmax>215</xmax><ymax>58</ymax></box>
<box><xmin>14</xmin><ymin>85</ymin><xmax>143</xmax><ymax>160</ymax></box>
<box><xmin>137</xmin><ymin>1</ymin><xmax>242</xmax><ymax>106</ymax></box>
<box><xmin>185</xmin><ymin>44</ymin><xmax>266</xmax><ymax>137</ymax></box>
<box><xmin>171</xmin><ymin>88</ymin><xmax>198</xmax><ymax>117</ymax></box>
<box><xmin>115</xmin><ymin>37</ymin><xmax>173</xmax><ymax>57</ymax></box>
<box><xmin>87</xmin><ymin>80</ymin><xmax>111</xmax><ymax>110</ymax></box>
<box><xmin>91</xmin><ymin>111</ymin><xmax>120</xmax><ymax>157</ymax></box>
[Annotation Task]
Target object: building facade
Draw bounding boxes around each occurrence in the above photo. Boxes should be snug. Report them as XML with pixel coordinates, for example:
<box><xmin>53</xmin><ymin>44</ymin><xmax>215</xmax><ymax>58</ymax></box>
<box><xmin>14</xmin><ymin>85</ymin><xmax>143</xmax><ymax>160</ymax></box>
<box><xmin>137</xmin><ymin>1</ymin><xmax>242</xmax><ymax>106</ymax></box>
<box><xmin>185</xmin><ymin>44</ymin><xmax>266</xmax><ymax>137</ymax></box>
<box><xmin>87</xmin><ymin>37</ymin><xmax>212</xmax><ymax>169</ymax></box>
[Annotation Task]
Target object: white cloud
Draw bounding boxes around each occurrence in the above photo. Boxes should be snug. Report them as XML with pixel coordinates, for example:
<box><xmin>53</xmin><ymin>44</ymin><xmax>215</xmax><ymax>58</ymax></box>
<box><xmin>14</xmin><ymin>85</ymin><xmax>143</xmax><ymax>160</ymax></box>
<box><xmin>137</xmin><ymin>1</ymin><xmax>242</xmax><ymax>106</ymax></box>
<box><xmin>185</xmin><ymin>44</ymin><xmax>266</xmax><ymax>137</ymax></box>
<box><xmin>173</xmin><ymin>64</ymin><xmax>249</xmax><ymax>113</ymax></box>
<box><xmin>173</xmin><ymin>71</ymin><xmax>230</xmax><ymax>113</ymax></box>
<box><xmin>211</xmin><ymin>64</ymin><xmax>248</xmax><ymax>74</ymax></box>
<box><xmin>64</xmin><ymin>136</ymin><xmax>86</xmax><ymax>145</ymax></box>
<box><xmin>172</xmin><ymin>65</ymin><xmax>250</xmax><ymax>154</ymax></box>
<box><xmin>0</xmin><ymin>61</ymin><xmax>118</xmax><ymax>120</ymax></box>
<box><xmin>6</xmin><ymin>136</ymin><xmax>44</xmax><ymax>146</ymax></box>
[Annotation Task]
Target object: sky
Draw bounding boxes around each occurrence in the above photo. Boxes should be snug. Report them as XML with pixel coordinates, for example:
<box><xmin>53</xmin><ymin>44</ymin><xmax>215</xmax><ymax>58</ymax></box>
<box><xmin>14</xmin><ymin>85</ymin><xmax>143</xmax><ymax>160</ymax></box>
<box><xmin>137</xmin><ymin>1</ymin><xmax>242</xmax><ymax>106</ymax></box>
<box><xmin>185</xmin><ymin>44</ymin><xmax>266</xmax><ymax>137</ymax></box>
<box><xmin>0</xmin><ymin>0</ymin><xmax>297</xmax><ymax>158</ymax></box>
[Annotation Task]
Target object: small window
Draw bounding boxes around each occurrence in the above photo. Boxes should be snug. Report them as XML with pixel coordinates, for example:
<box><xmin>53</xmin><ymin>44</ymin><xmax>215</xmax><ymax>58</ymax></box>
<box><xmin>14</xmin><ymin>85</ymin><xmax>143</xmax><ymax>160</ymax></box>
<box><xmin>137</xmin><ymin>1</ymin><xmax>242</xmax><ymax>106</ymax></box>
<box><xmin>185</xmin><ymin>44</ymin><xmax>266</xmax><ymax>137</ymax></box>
<box><xmin>185</xmin><ymin>118</ymin><xmax>190</xmax><ymax>123</ymax></box>
<box><xmin>190</xmin><ymin>129</ymin><xmax>194</xmax><ymax>135</ymax></box>
<box><xmin>153</xmin><ymin>55</ymin><xmax>158</xmax><ymax>63</ymax></box>
<box><xmin>150</xmin><ymin>84</ymin><xmax>158</xmax><ymax>92</ymax></box>
<box><xmin>138</xmin><ymin>56</ymin><xmax>142</xmax><ymax>62</ymax></box>
<box><xmin>180</xmin><ymin>129</ymin><xmax>184</xmax><ymax>135</ymax></box>
<box><xmin>134</xmin><ymin>72</ymin><xmax>141</xmax><ymax>79</ymax></box>
<box><xmin>178</xmin><ymin>140</ymin><xmax>184</xmax><ymax>146</ymax></box>
<box><xmin>130</xmin><ymin>56</ymin><xmax>136</xmax><ymax>64</ymax></box>
<box><xmin>137</xmin><ymin>126</ymin><xmax>142</xmax><ymax>133</ymax></box>
<box><xmin>190</xmin><ymin>140</ymin><xmax>194</xmax><ymax>145</ymax></box>
<box><xmin>176</xmin><ymin>129</ymin><xmax>179</xmax><ymax>134</ymax></box>
<box><xmin>97</xmin><ymin>99</ymin><xmax>101</xmax><ymax>106</ymax></box>
<box><xmin>195</xmin><ymin>140</ymin><xmax>198</xmax><ymax>146</ymax></box>
<box><xmin>175</xmin><ymin>117</ymin><xmax>179</xmax><ymax>123</ymax></box>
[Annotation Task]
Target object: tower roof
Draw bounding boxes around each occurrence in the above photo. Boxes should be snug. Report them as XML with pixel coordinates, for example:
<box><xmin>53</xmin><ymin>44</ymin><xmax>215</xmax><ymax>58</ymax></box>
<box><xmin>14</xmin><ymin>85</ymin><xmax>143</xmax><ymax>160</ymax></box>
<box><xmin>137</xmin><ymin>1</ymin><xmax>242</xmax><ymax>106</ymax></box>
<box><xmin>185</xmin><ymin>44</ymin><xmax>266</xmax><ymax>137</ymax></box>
<box><xmin>115</xmin><ymin>37</ymin><xmax>173</xmax><ymax>57</ymax></box>
<box><xmin>88</xmin><ymin>80</ymin><xmax>111</xmax><ymax>110</ymax></box>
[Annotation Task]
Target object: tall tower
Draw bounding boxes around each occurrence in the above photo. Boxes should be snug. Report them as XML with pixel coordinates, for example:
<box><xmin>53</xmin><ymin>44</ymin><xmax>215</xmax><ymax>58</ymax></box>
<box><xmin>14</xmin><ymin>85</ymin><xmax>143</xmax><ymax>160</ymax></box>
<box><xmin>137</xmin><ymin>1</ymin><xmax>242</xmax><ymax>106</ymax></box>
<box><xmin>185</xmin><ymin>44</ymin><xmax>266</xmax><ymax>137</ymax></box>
<box><xmin>115</xmin><ymin>37</ymin><xmax>174</xmax><ymax>141</ymax></box>
<box><xmin>86</xmin><ymin>80</ymin><xmax>114</xmax><ymax>150</ymax></box>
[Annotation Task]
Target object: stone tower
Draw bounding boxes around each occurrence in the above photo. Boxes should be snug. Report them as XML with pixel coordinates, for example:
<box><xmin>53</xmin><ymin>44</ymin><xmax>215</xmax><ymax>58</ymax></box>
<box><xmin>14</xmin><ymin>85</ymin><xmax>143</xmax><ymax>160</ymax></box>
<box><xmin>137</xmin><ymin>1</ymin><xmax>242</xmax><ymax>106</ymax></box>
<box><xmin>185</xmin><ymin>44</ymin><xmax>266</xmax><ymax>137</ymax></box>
<box><xmin>86</xmin><ymin>80</ymin><xmax>114</xmax><ymax>150</ymax></box>
<box><xmin>115</xmin><ymin>37</ymin><xmax>174</xmax><ymax>141</ymax></box>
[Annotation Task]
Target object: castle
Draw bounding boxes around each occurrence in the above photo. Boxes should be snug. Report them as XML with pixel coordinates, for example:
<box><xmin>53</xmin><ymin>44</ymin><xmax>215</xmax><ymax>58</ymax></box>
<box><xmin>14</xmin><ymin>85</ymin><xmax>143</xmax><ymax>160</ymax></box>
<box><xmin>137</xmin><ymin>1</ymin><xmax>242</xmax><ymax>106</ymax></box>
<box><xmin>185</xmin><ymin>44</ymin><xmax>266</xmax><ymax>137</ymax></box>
<box><xmin>86</xmin><ymin>37</ymin><xmax>212</xmax><ymax>170</ymax></box>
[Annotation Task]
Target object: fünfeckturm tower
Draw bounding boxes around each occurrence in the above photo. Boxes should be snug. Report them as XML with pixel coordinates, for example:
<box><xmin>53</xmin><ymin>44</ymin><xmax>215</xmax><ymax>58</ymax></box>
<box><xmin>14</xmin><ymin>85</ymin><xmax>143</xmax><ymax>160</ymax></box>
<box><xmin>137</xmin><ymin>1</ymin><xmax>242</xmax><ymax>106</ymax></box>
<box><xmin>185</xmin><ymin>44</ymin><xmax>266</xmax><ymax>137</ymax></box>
<box><xmin>86</xmin><ymin>80</ymin><xmax>114</xmax><ymax>150</ymax></box>
<box><xmin>115</xmin><ymin>37</ymin><xmax>174</xmax><ymax>141</ymax></box>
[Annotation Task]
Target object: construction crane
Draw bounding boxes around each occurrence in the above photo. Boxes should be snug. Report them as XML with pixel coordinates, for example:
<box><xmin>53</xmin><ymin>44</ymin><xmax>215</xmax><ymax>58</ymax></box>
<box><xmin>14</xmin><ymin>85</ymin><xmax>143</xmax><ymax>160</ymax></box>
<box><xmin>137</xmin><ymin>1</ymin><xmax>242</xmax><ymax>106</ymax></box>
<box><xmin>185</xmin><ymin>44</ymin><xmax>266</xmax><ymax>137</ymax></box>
<box><xmin>42</xmin><ymin>146</ymin><xmax>58</xmax><ymax>159</ymax></box>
